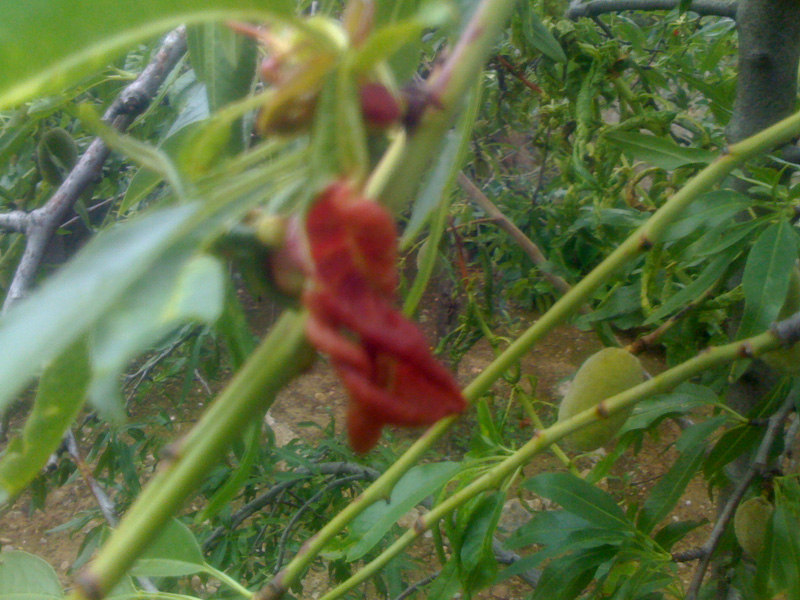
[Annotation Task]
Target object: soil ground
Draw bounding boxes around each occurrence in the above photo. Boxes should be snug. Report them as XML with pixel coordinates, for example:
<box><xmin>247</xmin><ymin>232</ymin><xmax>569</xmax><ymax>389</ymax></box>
<box><xmin>0</xmin><ymin>286</ymin><xmax>717</xmax><ymax>599</ymax></box>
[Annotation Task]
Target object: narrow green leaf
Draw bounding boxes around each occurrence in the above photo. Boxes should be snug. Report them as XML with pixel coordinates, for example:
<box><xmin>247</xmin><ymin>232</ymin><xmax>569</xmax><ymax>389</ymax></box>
<box><xmin>460</xmin><ymin>491</ymin><xmax>505</xmax><ymax>573</ymax></box>
<box><xmin>530</xmin><ymin>546</ymin><xmax>610</xmax><ymax>600</ymax></box>
<box><xmin>88</xmin><ymin>253</ymin><xmax>225</xmax><ymax>420</ymax></box>
<box><xmin>0</xmin><ymin>0</ymin><xmax>292</xmax><ymax>109</ymax></box>
<box><xmin>186</xmin><ymin>23</ymin><xmax>256</xmax><ymax>155</ymax></box>
<box><xmin>130</xmin><ymin>519</ymin><xmax>205</xmax><ymax>577</ymax></box>
<box><xmin>505</xmin><ymin>510</ymin><xmax>591</xmax><ymax>550</ymax></box>
<box><xmin>0</xmin><ymin>551</ymin><xmax>63</xmax><ymax>600</ymax></box>
<box><xmin>524</xmin><ymin>473</ymin><xmax>632</xmax><ymax>531</ymax></box>
<box><xmin>0</xmin><ymin>205</ymin><xmax>196</xmax><ymax>418</ymax></box>
<box><xmin>637</xmin><ymin>443</ymin><xmax>705</xmax><ymax>534</ymax></box>
<box><xmin>757</xmin><ymin>498</ymin><xmax>800</xmax><ymax>597</ymax></box>
<box><xmin>644</xmin><ymin>250</ymin><xmax>734</xmax><ymax>325</ymax></box>
<box><xmin>347</xmin><ymin>462</ymin><xmax>461</xmax><ymax>560</ymax></box>
<box><xmin>620</xmin><ymin>383</ymin><xmax>717</xmax><ymax>434</ymax></box>
<box><xmin>660</xmin><ymin>190</ymin><xmax>749</xmax><ymax>243</ymax></box>
<box><xmin>187</xmin><ymin>23</ymin><xmax>256</xmax><ymax>112</ymax></box>
<box><xmin>604</xmin><ymin>131</ymin><xmax>715</xmax><ymax>170</ymax></box>
<box><xmin>653</xmin><ymin>519</ymin><xmax>706</xmax><ymax>552</ymax></box>
<box><xmin>0</xmin><ymin>339</ymin><xmax>90</xmax><ymax>502</ymax></box>
<box><xmin>737</xmin><ymin>220</ymin><xmax>798</xmax><ymax>340</ymax></box>
<box><xmin>196</xmin><ymin>421</ymin><xmax>260</xmax><ymax>522</ymax></box>
<box><xmin>425</xmin><ymin>556</ymin><xmax>461</xmax><ymax>600</ymax></box>
<box><xmin>519</xmin><ymin>5</ymin><xmax>566</xmax><ymax>63</ymax></box>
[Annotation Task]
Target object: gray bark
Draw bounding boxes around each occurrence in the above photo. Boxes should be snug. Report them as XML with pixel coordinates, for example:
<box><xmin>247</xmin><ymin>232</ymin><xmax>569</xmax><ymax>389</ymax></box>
<box><xmin>567</xmin><ymin>0</ymin><xmax>738</xmax><ymax>19</ymax></box>
<box><xmin>727</xmin><ymin>0</ymin><xmax>800</xmax><ymax>143</ymax></box>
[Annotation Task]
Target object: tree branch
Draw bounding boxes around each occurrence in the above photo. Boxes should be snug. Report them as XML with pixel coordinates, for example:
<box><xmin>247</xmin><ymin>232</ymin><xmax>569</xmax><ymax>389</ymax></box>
<box><xmin>683</xmin><ymin>391</ymin><xmax>797</xmax><ymax>600</ymax></box>
<box><xmin>456</xmin><ymin>172</ymin><xmax>572</xmax><ymax>296</ymax></box>
<box><xmin>0</xmin><ymin>211</ymin><xmax>30</xmax><ymax>234</ymax></box>
<box><xmin>567</xmin><ymin>0</ymin><xmax>738</xmax><ymax>20</ymax></box>
<box><xmin>1</xmin><ymin>27</ymin><xmax>187</xmax><ymax>311</ymax></box>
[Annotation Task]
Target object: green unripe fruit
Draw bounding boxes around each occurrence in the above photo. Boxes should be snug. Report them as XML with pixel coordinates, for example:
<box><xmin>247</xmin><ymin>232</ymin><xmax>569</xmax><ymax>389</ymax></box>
<box><xmin>37</xmin><ymin>127</ymin><xmax>78</xmax><ymax>185</ymax></box>
<box><xmin>762</xmin><ymin>267</ymin><xmax>800</xmax><ymax>374</ymax></box>
<box><xmin>557</xmin><ymin>347</ymin><xmax>643</xmax><ymax>451</ymax></box>
<box><xmin>734</xmin><ymin>496</ymin><xmax>773</xmax><ymax>557</ymax></box>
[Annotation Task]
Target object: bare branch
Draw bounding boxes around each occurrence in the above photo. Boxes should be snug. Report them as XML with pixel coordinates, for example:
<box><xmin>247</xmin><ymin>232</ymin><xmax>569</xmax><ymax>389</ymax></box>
<box><xmin>567</xmin><ymin>0</ymin><xmax>738</xmax><ymax>20</ymax></box>
<box><xmin>684</xmin><ymin>392</ymin><xmax>796</xmax><ymax>600</ymax></box>
<box><xmin>2</xmin><ymin>27</ymin><xmax>187</xmax><ymax>311</ymax></box>
<box><xmin>457</xmin><ymin>172</ymin><xmax>572</xmax><ymax>296</ymax></box>
<box><xmin>0</xmin><ymin>211</ymin><xmax>30</xmax><ymax>234</ymax></box>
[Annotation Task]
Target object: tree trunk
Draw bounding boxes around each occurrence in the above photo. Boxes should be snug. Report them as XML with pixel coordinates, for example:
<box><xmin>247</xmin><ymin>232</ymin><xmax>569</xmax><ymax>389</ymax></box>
<box><xmin>727</xmin><ymin>0</ymin><xmax>800</xmax><ymax>144</ymax></box>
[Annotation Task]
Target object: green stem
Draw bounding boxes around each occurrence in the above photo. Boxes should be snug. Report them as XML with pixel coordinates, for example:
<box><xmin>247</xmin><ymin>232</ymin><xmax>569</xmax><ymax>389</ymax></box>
<box><xmin>110</xmin><ymin>593</ymin><xmax>200</xmax><ymax>600</ymax></box>
<box><xmin>67</xmin><ymin>311</ymin><xmax>311</xmax><ymax>600</ymax></box>
<box><xmin>204</xmin><ymin>564</ymin><xmax>253</xmax><ymax>598</ymax></box>
<box><xmin>262</xmin><ymin>42</ymin><xmax>800</xmax><ymax>600</ymax></box>
<box><xmin>382</xmin><ymin>0</ymin><xmax>520</xmax><ymax>212</ymax></box>
<box><xmin>517</xmin><ymin>392</ymin><xmax>576</xmax><ymax>474</ymax></box>
<box><xmin>319</xmin><ymin>331</ymin><xmax>782</xmax><ymax>600</ymax></box>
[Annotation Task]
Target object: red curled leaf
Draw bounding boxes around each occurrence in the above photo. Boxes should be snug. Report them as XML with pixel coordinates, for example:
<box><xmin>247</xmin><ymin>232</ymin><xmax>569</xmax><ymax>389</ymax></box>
<box><xmin>302</xmin><ymin>181</ymin><xmax>466</xmax><ymax>452</ymax></box>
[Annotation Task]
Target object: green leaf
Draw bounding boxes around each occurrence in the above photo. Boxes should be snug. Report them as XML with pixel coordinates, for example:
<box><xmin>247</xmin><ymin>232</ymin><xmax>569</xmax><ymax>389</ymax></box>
<box><xmin>524</xmin><ymin>473</ymin><xmax>633</xmax><ymax>531</ymax></box>
<box><xmin>460</xmin><ymin>491</ymin><xmax>505</xmax><ymax>574</ymax></box>
<box><xmin>660</xmin><ymin>190</ymin><xmax>749</xmax><ymax>243</ymax></box>
<box><xmin>0</xmin><ymin>339</ymin><xmax>90</xmax><ymax>502</ymax></box>
<box><xmin>644</xmin><ymin>250</ymin><xmax>735</xmax><ymax>325</ymax></box>
<box><xmin>737</xmin><ymin>220</ymin><xmax>798</xmax><ymax>340</ymax></box>
<box><xmin>186</xmin><ymin>23</ymin><xmax>256</xmax><ymax>155</ymax></box>
<box><xmin>515</xmin><ymin>3</ymin><xmax>566</xmax><ymax>63</ymax></box>
<box><xmin>196</xmin><ymin>421</ymin><xmax>260</xmax><ymax>522</ymax></box>
<box><xmin>425</xmin><ymin>556</ymin><xmax>461</xmax><ymax>600</ymax></box>
<box><xmin>187</xmin><ymin>23</ymin><xmax>256</xmax><ymax>112</ymax></box>
<box><xmin>353</xmin><ymin>4</ymin><xmax>453</xmax><ymax>73</ymax></box>
<box><xmin>637</xmin><ymin>443</ymin><xmax>705</xmax><ymax>534</ymax></box>
<box><xmin>756</xmin><ymin>497</ymin><xmax>800</xmax><ymax>598</ymax></box>
<box><xmin>130</xmin><ymin>519</ymin><xmax>205</xmax><ymax>577</ymax></box>
<box><xmin>88</xmin><ymin>253</ymin><xmax>225</xmax><ymax>420</ymax></box>
<box><xmin>653</xmin><ymin>519</ymin><xmax>706</xmax><ymax>552</ymax></box>
<box><xmin>401</xmin><ymin>77</ymin><xmax>481</xmax><ymax>247</ymax></box>
<box><xmin>620</xmin><ymin>384</ymin><xmax>716</xmax><ymax>434</ymax></box>
<box><xmin>119</xmin><ymin>85</ymin><xmax>209</xmax><ymax>214</ymax></box>
<box><xmin>0</xmin><ymin>205</ymin><xmax>197</xmax><ymax>418</ymax></box>
<box><xmin>530</xmin><ymin>546</ymin><xmax>611</xmax><ymax>600</ymax></box>
<box><xmin>0</xmin><ymin>551</ymin><xmax>63</xmax><ymax>600</ymax></box>
<box><xmin>0</xmin><ymin>0</ymin><xmax>292</xmax><ymax>109</ymax></box>
<box><xmin>505</xmin><ymin>510</ymin><xmax>591</xmax><ymax>550</ymax></box>
<box><xmin>347</xmin><ymin>462</ymin><xmax>461</xmax><ymax>560</ymax></box>
<box><xmin>604</xmin><ymin>131</ymin><xmax>715</xmax><ymax>170</ymax></box>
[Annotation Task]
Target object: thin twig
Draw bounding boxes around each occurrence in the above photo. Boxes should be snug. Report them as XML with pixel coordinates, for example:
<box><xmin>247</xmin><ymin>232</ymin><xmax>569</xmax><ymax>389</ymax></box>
<box><xmin>391</xmin><ymin>572</ymin><xmax>440</xmax><ymax>600</ymax></box>
<box><xmin>494</xmin><ymin>55</ymin><xmax>543</xmax><ymax>95</ymax></box>
<box><xmin>64</xmin><ymin>431</ymin><xmax>159</xmax><ymax>594</ymax></box>
<box><xmin>203</xmin><ymin>462</ymin><xmax>381</xmax><ymax>551</ymax></box>
<box><xmin>1</xmin><ymin>27</ymin><xmax>187</xmax><ymax>311</ymax></box>
<box><xmin>273</xmin><ymin>474</ymin><xmax>365</xmax><ymax>573</ymax></box>
<box><xmin>683</xmin><ymin>392</ymin><xmax>797</xmax><ymax>599</ymax></box>
<box><xmin>457</xmin><ymin>172</ymin><xmax>572</xmax><ymax>296</ymax></box>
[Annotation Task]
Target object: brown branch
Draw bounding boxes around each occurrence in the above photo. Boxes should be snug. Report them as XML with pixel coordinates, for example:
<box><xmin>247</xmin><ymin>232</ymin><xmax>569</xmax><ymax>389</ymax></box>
<box><xmin>567</xmin><ymin>0</ymin><xmax>738</xmax><ymax>20</ymax></box>
<box><xmin>1</xmin><ymin>27</ymin><xmax>187</xmax><ymax>311</ymax></box>
<box><xmin>683</xmin><ymin>392</ymin><xmax>796</xmax><ymax>600</ymax></box>
<box><xmin>495</xmin><ymin>55</ymin><xmax>543</xmax><ymax>95</ymax></box>
<box><xmin>457</xmin><ymin>172</ymin><xmax>572</xmax><ymax>296</ymax></box>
